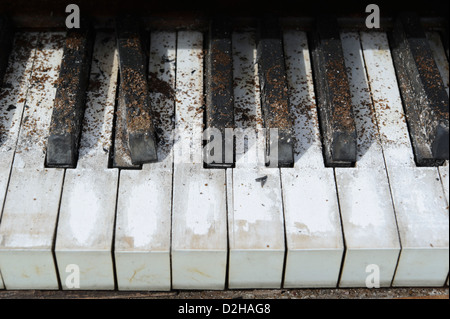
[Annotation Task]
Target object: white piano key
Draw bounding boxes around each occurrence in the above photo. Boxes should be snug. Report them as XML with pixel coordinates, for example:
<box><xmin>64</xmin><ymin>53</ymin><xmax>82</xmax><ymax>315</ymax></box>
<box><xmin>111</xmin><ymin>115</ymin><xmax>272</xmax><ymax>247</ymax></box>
<box><xmin>282</xmin><ymin>169</ymin><xmax>343</xmax><ymax>288</ymax></box>
<box><xmin>336</xmin><ymin>32</ymin><xmax>400</xmax><ymax>288</ymax></box>
<box><xmin>54</xmin><ymin>33</ymin><xmax>119</xmax><ymax>290</ymax></box>
<box><xmin>226</xmin><ymin>31</ymin><xmax>285</xmax><ymax>289</ymax></box>
<box><xmin>232</xmin><ymin>31</ymin><xmax>265</xmax><ymax>169</ymax></box>
<box><xmin>361</xmin><ymin>32</ymin><xmax>449</xmax><ymax>287</ymax></box>
<box><xmin>1</xmin><ymin>33</ymin><xmax>38</xmax><ymax>220</ymax></box>
<box><xmin>75</xmin><ymin>37</ymin><xmax>118</xmax><ymax>171</ymax></box>
<box><xmin>55</xmin><ymin>170</ymin><xmax>117</xmax><ymax>289</ymax></box>
<box><xmin>281</xmin><ymin>32</ymin><xmax>324</xmax><ymax>170</ymax></box>
<box><xmin>388</xmin><ymin>167</ymin><xmax>448</xmax><ymax>285</ymax></box>
<box><xmin>336</xmin><ymin>167</ymin><xmax>400</xmax><ymax>286</ymax></box>
<box><xmin>361</xmin><ymin>34</ymin><xmax>415</xmax><ymax>168</ymax></box>
<box><xmin>0</xmin><ymin>32</ymin><xmax>65</xmax><ymax>289</ymax></box>
<box><xmin>171</xmin><ymin>31</ymin><xmax>227</xmax><ymax>290</ymax></box>
<box><xmin>115</xmin><ymin>167</ymin><xmax>172</xmax><ymax>291</ymax></box>
<box><xmin>114</xmin><ymin>31</ymin><xmax>176</xmax><ymax>291</ymax></box>
<box><xmin>280</xmin><ymin>30</ymin><xmax>343</xmax><ymax>288</ymax></box>
<box><xmin>339</xmin><ymin>32</ymin><xmax>386</xmax><ymax>169</ymax></box>
<box><xmin>426</xmin><ymin>32</ymin><xmax>449</xmax><ymax>206</ymax></box>
<box><xmin>228</xmin><ymin>167</ymin><xmax>285</xmax><ymax>289</ymax></box>
<box><xmin>172</xmin><ymin>165</ymin><xmax>227</xmax><ymax>290</ymax></box>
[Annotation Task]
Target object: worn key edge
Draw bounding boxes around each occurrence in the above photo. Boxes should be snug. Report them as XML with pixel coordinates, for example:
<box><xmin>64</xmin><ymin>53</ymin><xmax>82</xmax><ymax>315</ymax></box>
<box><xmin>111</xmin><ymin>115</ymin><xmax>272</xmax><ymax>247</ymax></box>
<box><xmin>256</xmin><ymin>17</ymin><xmax>294</xmax><ymax>168</ymax></box>
<box><xmin>116</xmin><ymin>16</ymin><xmax>158</xmax><ymax>165</ymax></box>
<box><xmin>0</xmin><ymin>15</ymin><xmax>14</xmax><ymax>88</ymax></box>
<box><xmin>204</xmin><ymin>18</ymin><xmax>235</xmax><ymax>169</ymax></box>
<box><xmin>46</xmin><ymin>22</ymin><xmax>95</xmax><ymax>168</ymax></box>
<box><xmin>310</xmin><ymin>16</ymin><xmax>357</xmax><ymax>167</ymax></box>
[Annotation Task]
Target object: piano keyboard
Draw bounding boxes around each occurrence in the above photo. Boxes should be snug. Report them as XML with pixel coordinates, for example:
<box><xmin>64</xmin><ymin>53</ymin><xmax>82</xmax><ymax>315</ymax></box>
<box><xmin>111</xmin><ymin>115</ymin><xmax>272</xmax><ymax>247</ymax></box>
<box><xmin>0</xmin><ymin>16</ymin><xmax>448</xmax><ymax>290</ymax></box>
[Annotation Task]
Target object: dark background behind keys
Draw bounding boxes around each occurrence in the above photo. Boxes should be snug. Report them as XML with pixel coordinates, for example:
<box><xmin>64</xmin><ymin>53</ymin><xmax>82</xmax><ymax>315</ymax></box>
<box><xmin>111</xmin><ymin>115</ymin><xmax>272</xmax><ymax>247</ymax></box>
<box><xmin>0</xmin><ymin>0</ymin><xmax>448</xmax><ymax>28</ymax></box>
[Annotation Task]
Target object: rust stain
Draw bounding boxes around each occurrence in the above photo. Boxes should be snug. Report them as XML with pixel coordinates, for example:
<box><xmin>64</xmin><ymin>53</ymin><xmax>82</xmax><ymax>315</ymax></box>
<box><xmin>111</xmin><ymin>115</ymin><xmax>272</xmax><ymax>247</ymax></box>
<box><xmin>129</xmin><ymin>264</ymin><xmax>146</xmax><ymax>283</ymax></box>
<box><xmin>188</xmin><ymin>267</ymin><xmax>212</xmax><ymax>278</ymax></box>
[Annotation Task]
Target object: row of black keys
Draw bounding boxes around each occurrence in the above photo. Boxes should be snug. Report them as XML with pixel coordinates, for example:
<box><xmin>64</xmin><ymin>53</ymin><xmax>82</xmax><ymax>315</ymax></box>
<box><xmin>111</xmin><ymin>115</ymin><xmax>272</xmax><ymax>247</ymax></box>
<box><xmin>0</xmin><ymin>14</ymin><xmax>448</xmax><ymax>169</ymax></box>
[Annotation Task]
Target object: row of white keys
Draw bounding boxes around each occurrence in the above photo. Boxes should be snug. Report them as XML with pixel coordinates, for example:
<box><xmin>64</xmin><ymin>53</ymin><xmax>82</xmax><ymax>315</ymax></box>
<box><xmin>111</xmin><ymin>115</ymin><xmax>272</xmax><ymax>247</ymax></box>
<box><xmin>336</xmin><ymin>32</ymin><xmax>400</xmax><ymax>287</ymax></box>
<box><xmin>361</xmin><ymin>32</ymin><xmax>448</xmax><ymax>287</ymax></box>
<box><xmin>171</xmin><ymin>31</ymin><xmax>227</xmax><ymax>289</ymax></box>
<box><xmin>228</xmin><ymin>32</ymin><xmax>285</xmax><ymax>289</ymax></box>
<box><xmin>0</xmin><ymin>32</ymin><xmax>65</xmax><ymax>289</ymax></box>
<box><xmin>54</xmin><ymin>33</ymin><xmax>119</xmax><ymax>290</ymax></box>
<box><xmin>280</xmin><ymin>30</ymin><xmax>343</xmax><ymax>288</ymax></box>
<box><xmin>114</xmin><ymin>31</ymin><xmax>176</xmax><ymax>291</ymax></box>
<box><xmin>0</xmin><ymin>33</ymin><xmax>39</xmax><ymax>289</ymax></box>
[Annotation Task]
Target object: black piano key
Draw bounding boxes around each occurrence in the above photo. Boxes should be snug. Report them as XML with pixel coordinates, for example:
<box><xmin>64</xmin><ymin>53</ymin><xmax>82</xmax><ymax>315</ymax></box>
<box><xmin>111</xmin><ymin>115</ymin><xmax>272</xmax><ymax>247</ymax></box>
<box><xmin>204</xmin><ymin>18</ymin><xmax>234</xmax><ymax>168</ymax></box>
<box><xmin>310</xmin><ymin>15</ymin><xmax>357</xmax><ymax>167</ymax></box>
<box><xmin>111</xmin><ymin>84</ymin><xmax>142</xmax><ymax>169</ymax></box>
<box><xmin>257</xmin><ymin>17</ymin><xmax>294</xmax><ymax>167</ymax></box>
<box><xmin>116</xmin><ymin>17</ymin><xmax>158</xmax><ymax>165</ymax></box>
<box><xmin>46</xmin><ymin>22</ymin><xmax>94</xmax><ymax>168</ymax></box>
<box><xmin>391</xmin><ymin>13</ymin><xmax>449</xmax><ymax>166</ymax></box>
<box><xmin>0</xmin><ymin>16</ymin><xmax>14</xmax><ymax>87</ymax></box>
<box><xmin>443</xmin><ymin>20</ymin><xmax>449</xmax><ymax>60</ymax></box>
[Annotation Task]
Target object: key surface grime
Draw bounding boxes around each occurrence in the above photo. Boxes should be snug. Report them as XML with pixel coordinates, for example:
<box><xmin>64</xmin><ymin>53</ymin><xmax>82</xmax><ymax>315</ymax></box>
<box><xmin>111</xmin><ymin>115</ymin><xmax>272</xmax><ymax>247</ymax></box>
<box><xmin>46</xmin><ymin>21</ymin><xmax>94</xmax><ymax>168</ymax></box>
<box><xmin>204</xmin><ymin>17</ymin><xmax>235</xmax><ymax>168</ymax></box>
<box><xmin>0</xmin><ymin>0</ymin><xmax>448</xmax><ymax>294</ymax></box>
<box><xmin>390</xmin><ymin>13</ymin><xmax>449</xmax><ymax>166</ymax></box>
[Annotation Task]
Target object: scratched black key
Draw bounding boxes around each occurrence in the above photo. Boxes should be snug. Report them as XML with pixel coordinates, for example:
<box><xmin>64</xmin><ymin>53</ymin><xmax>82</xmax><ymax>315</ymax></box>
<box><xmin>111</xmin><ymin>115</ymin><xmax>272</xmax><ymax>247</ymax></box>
<box><xmin>0</xmin><ymin>16</ymin><xmax>14</xmax><ymax>87</ymax></box>
<box><xmin>116</xmin><ymin>16</ymin><xmax>158</xmax><ymax>165</ymax></box>
<box><xmin>391</xmin><ymin>13</ymin><xmax>449</xmax><ymax>166</ymax></box>
<box><xmin>204</xmin><ymin>18</ymin><xmax>234</xmax><ymax>168</ymax></box>
<box><xmin>310</xmin><ymin>15</ymin><xmax>357</xmax><ymax>167</ymax></box>
<box><xmin>46</xmin><ymin>21</ymin><xmax>94</xmax><ymax>168</ymax></box>
<box><xmin>256</xmin><ymin>17</ymin><xmax>294</xmax><ymax>168</ymax></box>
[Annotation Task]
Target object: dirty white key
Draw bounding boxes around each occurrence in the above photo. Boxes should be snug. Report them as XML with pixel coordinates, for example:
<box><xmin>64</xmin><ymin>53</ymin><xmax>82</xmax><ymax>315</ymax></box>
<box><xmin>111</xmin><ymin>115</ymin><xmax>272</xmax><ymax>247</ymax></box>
<box><xmin>114</xmin><ymin>31</ymin><xmax>176</xmax><ymax>291</ymax></box>
<box><xmin>362</xmin><ymin>32</ymin><xmax>449</xmax><ymax>287</ymax></box>
<box><xmin>280</xmin><ymin>30</ymin><xmax>344</xmax><ymax>288</ymax></box>
<box><xmin>336</xmin><ymin>32</ymin><xmax>401</xmax><ymax>287</ymax></box>
<box><xmin>0</xmin><ymin>33</ymin><xmax>38</xmax><ymax>218</ymax></box>
<box><xmin>0</xmin><ymin>32</ymin><xmax>65</xmax><ymax>289</ymax></box>
<box><xmin>0</xmin><ymin>33</ymin><xmax>39</xmax><ymax>290</ymax></box>
<box><xmin>54</xmin><ymin>33</ymin><xmax>119</xmax><ymax>290</ymax></box>
<box><xmin>171</xmin><ymin>31</ymin><xmax>227</xmax><ymax>290</ymax></box>
<box><xmin>427</xmin><ymin>32</ymin><xmax>449</xmax><ymax>205</ymax></box>
<box><xmin>226</xmin><ymin>31</ymin><xmax>285</xmax><ymax>289</ymax></box>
